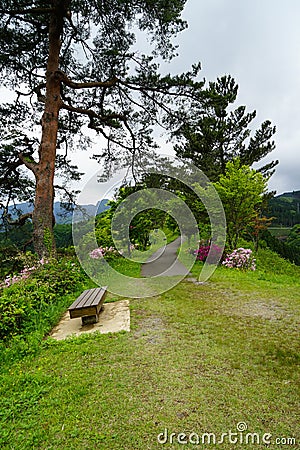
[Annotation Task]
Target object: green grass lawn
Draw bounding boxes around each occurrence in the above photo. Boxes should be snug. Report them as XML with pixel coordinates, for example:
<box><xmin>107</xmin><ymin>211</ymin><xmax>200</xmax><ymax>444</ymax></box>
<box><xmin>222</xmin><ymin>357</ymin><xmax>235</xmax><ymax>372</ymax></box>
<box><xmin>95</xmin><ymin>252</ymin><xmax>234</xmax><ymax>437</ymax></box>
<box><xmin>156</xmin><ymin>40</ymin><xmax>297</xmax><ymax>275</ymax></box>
<box><xmin>0</xmin><ymin>249</ymin><xmax>299</xmax><ymax>449</ymax></box>
<box><xmin>268</xmin><ymin>227</ymin><xmax>291</xmax><ymax>238</ymax></box>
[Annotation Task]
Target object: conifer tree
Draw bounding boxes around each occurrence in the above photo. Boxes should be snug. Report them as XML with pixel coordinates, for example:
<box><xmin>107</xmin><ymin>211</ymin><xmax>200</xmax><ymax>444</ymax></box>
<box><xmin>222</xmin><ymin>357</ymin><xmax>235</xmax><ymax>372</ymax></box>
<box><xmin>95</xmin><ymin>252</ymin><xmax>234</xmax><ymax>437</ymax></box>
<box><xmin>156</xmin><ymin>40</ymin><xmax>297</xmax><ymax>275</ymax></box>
<box><xmin>173</xmin><ymin>75</ymin><xmax>277</xmax><ymax>181</ymax></box>
<box><xmin>0</xmin><ymin>0</ymin><xmax>203</xmax><ymax>256</ymax></box>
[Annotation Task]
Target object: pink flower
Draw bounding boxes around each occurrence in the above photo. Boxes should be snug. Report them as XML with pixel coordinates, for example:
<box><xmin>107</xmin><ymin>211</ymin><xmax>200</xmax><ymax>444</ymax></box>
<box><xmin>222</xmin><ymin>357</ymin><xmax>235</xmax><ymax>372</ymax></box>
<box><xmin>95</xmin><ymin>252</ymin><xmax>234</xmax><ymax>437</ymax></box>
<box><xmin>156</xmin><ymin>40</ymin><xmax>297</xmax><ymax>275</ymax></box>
<box><xmin>222</xmin><ymin>248</ymin><xmax>256</xmax><ymax>271</ymax></box>
<box><xmin>89</xmin><ymin>248</ymin><xmax>105</xmax><ymax>259</ymax></box>
<box><xmin>193</xmin><ymin>244</ymin><xmax>222</xmax><ymax>262</ymax></box>
<box><xmin>1</xmin><ymin>256</ymin><xmax>49</xmax><ymax>289</ymax></box>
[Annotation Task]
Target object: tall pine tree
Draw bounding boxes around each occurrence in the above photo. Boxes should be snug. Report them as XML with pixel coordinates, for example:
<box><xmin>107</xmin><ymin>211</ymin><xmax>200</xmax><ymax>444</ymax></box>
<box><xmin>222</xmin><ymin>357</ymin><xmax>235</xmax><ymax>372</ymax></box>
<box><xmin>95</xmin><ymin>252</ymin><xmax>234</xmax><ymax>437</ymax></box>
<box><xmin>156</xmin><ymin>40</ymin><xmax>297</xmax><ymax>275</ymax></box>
<box><xmin>0</xmin><ymin>0</ymin><xmax>203</xmax><ymax>256</ymax></box>
<box><xmin>173</xmin><ymin>75</ymin><xmax>277</xmax><ymax>181</ymax></box>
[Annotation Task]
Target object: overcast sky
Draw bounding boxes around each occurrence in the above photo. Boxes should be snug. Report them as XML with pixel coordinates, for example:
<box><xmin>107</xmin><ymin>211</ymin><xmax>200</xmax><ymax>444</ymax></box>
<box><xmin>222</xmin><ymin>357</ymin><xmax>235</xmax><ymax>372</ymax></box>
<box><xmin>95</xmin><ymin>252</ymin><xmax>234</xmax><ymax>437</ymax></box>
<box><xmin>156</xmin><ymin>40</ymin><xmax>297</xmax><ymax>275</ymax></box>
<box><xmin>74</xmin><ymin>0</ymin><xmax>300</xmax><ymax>202</ymax></box>
<box><xmin>169</xmin><ymin>0</ymin><xmax>300</xmax><ymax>195</ymax></box>
<box><xmin>2</xmin><ymin>0</ymin><xmax>299</xmax><ymax>203</ymax></box>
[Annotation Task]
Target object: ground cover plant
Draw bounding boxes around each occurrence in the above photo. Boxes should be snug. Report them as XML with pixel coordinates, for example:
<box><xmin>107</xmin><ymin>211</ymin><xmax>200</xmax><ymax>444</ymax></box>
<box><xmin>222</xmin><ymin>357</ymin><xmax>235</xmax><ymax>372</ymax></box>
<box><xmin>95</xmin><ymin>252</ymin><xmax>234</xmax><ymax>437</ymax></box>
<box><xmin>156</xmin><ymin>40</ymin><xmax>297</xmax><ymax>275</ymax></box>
<box><xmin>0</xmin><ymin>245</ymin><xmax>299</xmax><ymax>449</ymax></box>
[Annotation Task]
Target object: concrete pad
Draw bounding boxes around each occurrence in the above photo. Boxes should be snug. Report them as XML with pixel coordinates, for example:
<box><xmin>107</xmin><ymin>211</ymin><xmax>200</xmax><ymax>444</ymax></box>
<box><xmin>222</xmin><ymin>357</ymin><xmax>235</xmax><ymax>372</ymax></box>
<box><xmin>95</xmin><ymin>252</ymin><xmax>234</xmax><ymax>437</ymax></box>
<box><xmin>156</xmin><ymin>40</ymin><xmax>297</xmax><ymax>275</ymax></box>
<box><xmin>50</xmin><ymin>300</ymin><xmax>130</xmax><ymax>341</ymax></box>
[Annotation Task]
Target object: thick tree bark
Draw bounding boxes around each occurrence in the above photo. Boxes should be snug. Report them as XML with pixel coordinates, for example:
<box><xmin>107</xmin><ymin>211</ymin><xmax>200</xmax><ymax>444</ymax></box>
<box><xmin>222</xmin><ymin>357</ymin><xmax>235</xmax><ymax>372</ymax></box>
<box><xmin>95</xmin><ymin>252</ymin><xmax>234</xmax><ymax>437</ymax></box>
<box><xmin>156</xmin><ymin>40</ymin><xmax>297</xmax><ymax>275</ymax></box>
<box><xmin>32</xmin><ymin>1</ymin><xmax>64</xmax><ymax>257</ymax></box>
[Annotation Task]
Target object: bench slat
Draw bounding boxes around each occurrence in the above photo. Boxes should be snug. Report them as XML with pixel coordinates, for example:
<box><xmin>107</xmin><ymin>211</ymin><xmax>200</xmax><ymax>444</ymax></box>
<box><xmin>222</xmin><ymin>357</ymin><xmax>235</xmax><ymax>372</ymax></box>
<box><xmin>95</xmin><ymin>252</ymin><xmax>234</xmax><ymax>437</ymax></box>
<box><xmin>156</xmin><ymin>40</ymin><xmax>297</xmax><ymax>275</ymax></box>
<box><xmin>68</xmin><ymin>289</ymin><xmax>91</xmax><ymax>309</ymax></box>
<box><xmin>80</xmin><ymin>288</ymin><xmax>102</xmax><ymax>308</ymax></box>
<box><xmin>89</xmin><ymin>287</ymin><xmax>107</xmax><ymax>307</ymax></box>
<box><xmin>75</xmin><ymin>289</ymin><xmax>98</xmax><ymax>309</ymax></box>
<box><xmin>68</xmin><ymin>287</ymin><xmax>108</xmax><ymax>321</ymax></box>
<box><xmin>69</xmin><ymin>288</ymin><xmax>102</xmax><ymax>310</ymax></box>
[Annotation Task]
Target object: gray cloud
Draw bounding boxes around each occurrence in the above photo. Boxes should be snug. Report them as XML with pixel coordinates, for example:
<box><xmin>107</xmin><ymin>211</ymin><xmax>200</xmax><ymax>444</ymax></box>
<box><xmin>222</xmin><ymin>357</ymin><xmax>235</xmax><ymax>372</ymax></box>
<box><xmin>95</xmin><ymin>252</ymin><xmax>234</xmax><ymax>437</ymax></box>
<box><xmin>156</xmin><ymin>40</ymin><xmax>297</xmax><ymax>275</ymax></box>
<box><xmin>2</xmin><ymin>1</ymin><xmax>299</xmax><ymax>199</ymax></box>
<box><xmin>73</xmin><ymin>0</ymin><xmax>299</xmax><ymax>197</ymax></box>
<box><xmin>160</xmin><ymin>0</ymin><xmax>300</xmax><ymax>194</ymax></box>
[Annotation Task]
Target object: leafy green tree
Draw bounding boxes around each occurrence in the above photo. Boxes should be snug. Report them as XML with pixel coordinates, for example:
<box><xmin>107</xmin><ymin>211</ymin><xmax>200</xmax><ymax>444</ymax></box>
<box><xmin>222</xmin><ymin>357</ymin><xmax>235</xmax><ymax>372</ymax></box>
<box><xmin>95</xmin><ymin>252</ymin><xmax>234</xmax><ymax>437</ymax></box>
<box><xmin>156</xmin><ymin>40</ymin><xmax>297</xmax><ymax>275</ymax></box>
<box><xmin>0</xmin><ymin>0</ymin><xmax>203</xmax><ymax>257</ymax></box>
<box><xmin>137</xmin><ymin>171</ymin><xmax>208</xmax><ymax>227</ymax></box>
<box><xmin>214</xmin><ymin>158</ymin><xmax>268</xmax><ymax>250</ymax></box>
<box><xmin>80</xmin><ymin>218</ymin><xmax>114</xmax><ymax>255</ymax></box>
<box><xmin>128</xmin><ymin>209</ymin><xmax>165</xmax><ymax>250</ymax></box>
<box><xmin>53</xmin><ymin>223</ymin><xmax>73</xmax><ymax>248</ymax></box>
<box><xmin>109</xmin><ymin>186</ymin><xmax>167</xmax><ymax>251</ymax></box>
<box><xmin>173</xmin><ymin>75</ymin><xmax>277</xmax><ymax>181</ymax></box>
<box><xmin>287</xmin><ymin>224</ymin><xmax>300</xmax><ymax>242</ymax></box>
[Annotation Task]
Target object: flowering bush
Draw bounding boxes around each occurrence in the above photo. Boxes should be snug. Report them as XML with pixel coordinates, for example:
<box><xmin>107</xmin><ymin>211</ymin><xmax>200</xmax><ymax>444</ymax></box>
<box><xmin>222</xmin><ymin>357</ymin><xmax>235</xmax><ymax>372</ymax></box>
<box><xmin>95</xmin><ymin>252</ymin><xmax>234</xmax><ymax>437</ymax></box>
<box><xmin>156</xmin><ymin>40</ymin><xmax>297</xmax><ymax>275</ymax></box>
<box><xmin>89</xmin><ymin>246</ymin><xmax>118</xmax><ymax>260</ymax></box>
<box><xmin>222</xmin><ymin>248</ymin><xmax>256</xmax><ymax>271</ymax></box>
<box><xmin>89</xmin><ymin>244</ymin><xmax>138</xmax><ymax>260</ymax></box>
<box><xmin>0</xmin><ymin>257</ymin><xmax>48</xmax><ymax>289</ymax></box>
<box><xmin>0</xmin><ymin>257</ymin><xmax>87</xmax><ymax>340</ymax></box>
<box><xmin>194</xmin><ymin>244</ymin><xmax>223</xmax><ymax>263</ymax></box>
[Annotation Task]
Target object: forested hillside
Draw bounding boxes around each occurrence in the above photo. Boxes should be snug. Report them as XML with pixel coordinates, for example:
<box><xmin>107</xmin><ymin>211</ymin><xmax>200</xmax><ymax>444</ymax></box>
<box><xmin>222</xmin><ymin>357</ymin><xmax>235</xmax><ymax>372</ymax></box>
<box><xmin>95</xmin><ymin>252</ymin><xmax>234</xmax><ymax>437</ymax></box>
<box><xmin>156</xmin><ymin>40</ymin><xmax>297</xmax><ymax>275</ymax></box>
<box><xmin>267</xmin><ymin>190</ymin><xmax>300</xmax><ymax>226</ymax></box>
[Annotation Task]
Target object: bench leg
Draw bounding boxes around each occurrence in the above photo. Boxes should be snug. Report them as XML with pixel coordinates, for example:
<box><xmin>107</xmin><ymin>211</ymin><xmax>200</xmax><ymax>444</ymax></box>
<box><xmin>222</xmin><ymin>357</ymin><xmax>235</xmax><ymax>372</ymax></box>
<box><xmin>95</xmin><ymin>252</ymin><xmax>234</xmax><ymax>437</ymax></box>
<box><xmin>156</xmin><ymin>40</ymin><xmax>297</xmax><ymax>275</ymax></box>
<box><xmin>81</xmin><ymin>314</ymin><xmax>99</xmax><ymax>325</ymax></box>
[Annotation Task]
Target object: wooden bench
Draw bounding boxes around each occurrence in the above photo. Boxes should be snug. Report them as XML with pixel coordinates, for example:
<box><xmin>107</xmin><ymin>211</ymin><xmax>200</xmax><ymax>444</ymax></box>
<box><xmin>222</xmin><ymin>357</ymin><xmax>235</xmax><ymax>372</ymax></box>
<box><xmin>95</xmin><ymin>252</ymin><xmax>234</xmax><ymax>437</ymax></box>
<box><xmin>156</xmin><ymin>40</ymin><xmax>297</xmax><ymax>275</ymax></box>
<box><xmin>68</xmin><ymin>287</ymin><xmax>107</xmax><ymax>325</ymax></box>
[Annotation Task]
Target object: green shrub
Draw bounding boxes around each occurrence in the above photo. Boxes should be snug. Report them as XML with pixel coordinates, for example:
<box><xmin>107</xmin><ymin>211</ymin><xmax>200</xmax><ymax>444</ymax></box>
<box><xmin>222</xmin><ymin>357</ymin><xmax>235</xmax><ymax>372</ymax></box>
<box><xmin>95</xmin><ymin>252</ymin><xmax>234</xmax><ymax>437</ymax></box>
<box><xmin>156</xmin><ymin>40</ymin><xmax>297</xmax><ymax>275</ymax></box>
<box><xmin>0</xmin><ymin>285</ymin><xmax>29</xmax><ymax>339</ymax></box>
<box><xmin>0</xmin><ymin>249</ymin><xmax>40</xmax><ymax>284</ymax></box>
<box><xmin>255</xmin><ymin>247</ymin><xmax>300</xmax><ymax>277</ymax></box>
<box><xmin>261</xmin><ymin>229</ymin><xmax>300</xmax><ymax>266</ymax></box>
<box><xmin>57</xmin><ymin>246</ymin><xmax>76</xmax><ymax>257</ymax></box>
<box><xmin>0</xmin><ymin>257</ymin><xmax>87</xmax><ymax>340</ymax></box>
<box><xmin>33</xmin><ymin>257</ymin><xmax>86</xmax><ymax>295</ymax></box>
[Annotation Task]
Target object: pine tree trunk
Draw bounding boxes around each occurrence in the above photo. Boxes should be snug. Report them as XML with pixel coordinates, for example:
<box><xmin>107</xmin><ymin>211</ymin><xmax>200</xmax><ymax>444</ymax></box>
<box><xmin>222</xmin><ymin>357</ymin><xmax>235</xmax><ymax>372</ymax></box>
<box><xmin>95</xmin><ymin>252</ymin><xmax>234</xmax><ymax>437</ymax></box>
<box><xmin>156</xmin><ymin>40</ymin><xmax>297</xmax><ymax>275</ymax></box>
<box><xmin>32</xmin><ymin>2</ymin><xmax>64</xmax><ymax>257</ymax></box>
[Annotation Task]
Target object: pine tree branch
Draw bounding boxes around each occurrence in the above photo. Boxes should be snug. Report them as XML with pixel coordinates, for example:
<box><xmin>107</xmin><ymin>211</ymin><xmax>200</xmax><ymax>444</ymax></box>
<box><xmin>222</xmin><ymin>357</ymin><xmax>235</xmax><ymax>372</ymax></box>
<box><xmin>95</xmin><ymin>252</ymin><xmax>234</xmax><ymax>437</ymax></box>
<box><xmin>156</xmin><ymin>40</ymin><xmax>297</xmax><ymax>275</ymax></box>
<box><xmin>18</xmin><ymin>153</ymin><xmax>39</xmax><ymax>175</ymax></box>
<box><xmin>7</xmin><ymin>212</ymin><xmax>32</xmax><ymax>226</ymax></box>
<box><xmin>60</xmin><ymin>100</ymin><xmax>127</xmax><ymax>123</ymax></box>
<box><xmin>54</xmin><ymin>184</ymin><xmax>77</xmax><ymax>205</ymax></box>
<box><xmin>1</xmin><ymin>7</ymin><xmax>55</xmax><ymax>16</ymax></box>
<box><xmin>119</xmin><ymin>79</ymin><xmax>202</xmax><ymax>100</ymax></box>
<box><xmin>88</xmin><ymin>120</ymin><xmax>133</xmax><ymax>151</ymax></box>
<box><xmin>56</xmin><ymin>71</ymin><xmax>119</xmax><ymax>89</ymax></box>
<box><xmin>117</xmin><ymin>86</ymin><xmax>168</xmax><ymax>130</ymax></box>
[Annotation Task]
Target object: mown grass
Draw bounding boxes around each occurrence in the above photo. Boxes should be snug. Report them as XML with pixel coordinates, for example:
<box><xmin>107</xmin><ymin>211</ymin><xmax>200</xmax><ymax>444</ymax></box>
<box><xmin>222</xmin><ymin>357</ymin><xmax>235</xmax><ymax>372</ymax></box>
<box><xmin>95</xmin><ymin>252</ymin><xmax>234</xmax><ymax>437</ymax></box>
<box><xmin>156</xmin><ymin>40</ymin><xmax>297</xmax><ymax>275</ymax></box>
<box><xmin>109</xmin><ymin>256</ymin><xmax>142</xmax><ymax>278</ymax></box>
<box><xmin>268</xmin><ymin>227</ymin><xmax>291</xmax><ymax>238</ymax></box>
<box><xmin>0</xmin><ymin>248</ymin><xmax>299</xmax><ymax>449</ymax></box>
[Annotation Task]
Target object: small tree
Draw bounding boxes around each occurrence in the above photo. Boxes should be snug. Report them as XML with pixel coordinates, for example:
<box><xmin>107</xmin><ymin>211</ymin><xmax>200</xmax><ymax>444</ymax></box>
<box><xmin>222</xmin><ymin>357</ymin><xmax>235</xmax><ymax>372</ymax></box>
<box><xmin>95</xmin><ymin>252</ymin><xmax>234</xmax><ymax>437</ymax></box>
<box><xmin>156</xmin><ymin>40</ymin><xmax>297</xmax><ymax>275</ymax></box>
<box><xmin>286</xmin><ymin>224</ymin><xmax>300</xmax><ymax>259</ymax></box>
<box><xmin>249</xmin><ymin>213</ymin><xmax>273</xmax><ymax>251</ymax></box>
<box><xmin>214</xmin><ymin>158</ymin><xmax>268</xmax><ymax>250</ymax></box>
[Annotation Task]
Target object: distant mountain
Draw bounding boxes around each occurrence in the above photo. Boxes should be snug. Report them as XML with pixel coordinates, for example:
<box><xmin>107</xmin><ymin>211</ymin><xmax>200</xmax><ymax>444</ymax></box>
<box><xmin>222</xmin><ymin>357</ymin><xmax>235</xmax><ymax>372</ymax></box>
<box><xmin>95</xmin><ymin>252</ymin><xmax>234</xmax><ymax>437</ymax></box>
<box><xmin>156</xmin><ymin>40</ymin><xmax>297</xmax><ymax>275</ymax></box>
<box><xmin>267</xmin><ymin>190</ymin><xmax>300</xmax><ymax>227</ymax></box>
<box><xmin>279</xmin><ymin>190</ymin><xmax>300</xmax><ymax>200</ymax></box>
<box><xmin>1</xmin><ymin>200</ymin><xmax>110</xmax><ymax>225</ymax></box>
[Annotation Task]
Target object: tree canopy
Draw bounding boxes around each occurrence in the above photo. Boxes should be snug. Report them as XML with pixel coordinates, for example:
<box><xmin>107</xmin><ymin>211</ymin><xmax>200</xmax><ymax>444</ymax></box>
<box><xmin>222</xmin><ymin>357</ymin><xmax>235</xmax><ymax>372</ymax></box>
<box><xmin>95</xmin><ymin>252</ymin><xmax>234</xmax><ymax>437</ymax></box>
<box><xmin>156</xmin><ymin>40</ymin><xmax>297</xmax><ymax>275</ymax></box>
<box><xmin>173</xmin><ymin>75</ymin><xmax>277</xmax><ymax>181</ymax></box>
<box><xmin>0</xmin><ymin>0</ymin><xmax>204</xmax><ymax>256</ymax></box>
<box><xmin>214</xmin><ymin>158</ymin><xmax>268</xmax><ymax>250</ymax></box>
